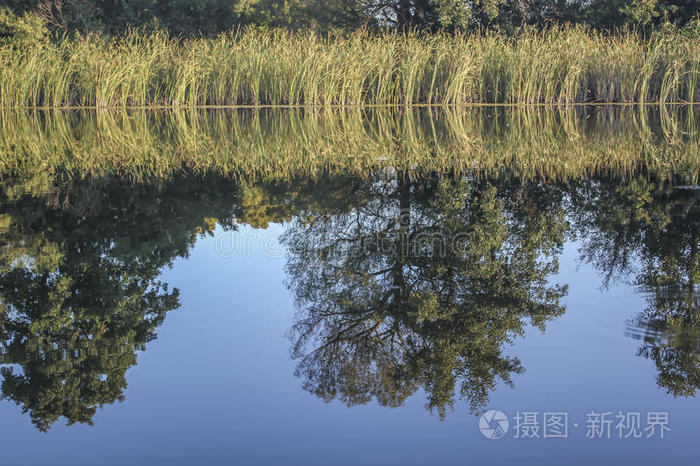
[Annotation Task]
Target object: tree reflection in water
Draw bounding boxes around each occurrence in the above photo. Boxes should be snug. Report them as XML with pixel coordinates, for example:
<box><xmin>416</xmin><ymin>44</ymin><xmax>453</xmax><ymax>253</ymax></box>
<box><xmin>0</xmin><ymin>170</ymin><xmax>698</xmax><ymax>430</ymax></box>
<box><xmin>0</xmin><ymin>174</ymin><xmax>240</xmax><ymax>430</ymax></box>
<box><xmin>573</xmin><ymin>178</ymin><xmax>700</xmax><ymax>397</ymax></box>
<box><xmin>283</xmin><ymin>172</ymin><xmax>568</xmax><ymax>416</ymax></box>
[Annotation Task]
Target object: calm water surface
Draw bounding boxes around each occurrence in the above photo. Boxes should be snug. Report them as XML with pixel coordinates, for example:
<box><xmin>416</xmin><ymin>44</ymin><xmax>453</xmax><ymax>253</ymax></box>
<box><xmin>0</xmin><ymin>107</ymin><xmax>698</xmax><ymax>465</ymax></box>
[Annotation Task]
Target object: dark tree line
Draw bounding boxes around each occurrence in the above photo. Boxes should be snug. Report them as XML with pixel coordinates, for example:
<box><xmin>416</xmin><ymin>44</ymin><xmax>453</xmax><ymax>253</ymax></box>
<box><xmin>1</xmin><ymin>0</ymin><xmax>698</xmax><ymax>36</ymax></box>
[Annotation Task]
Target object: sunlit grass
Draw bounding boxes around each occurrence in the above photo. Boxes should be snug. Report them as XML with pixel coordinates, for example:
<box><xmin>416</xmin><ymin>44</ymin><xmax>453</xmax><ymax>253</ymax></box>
<box><xmin>0</xmin><ymin>106</ymin><xmax>697</xmax><ymax>190</ymax></box>
<box><xmin>0</xmin><ymin>27</ymin><xmax>698</xmax><ymax>107</ymax></box>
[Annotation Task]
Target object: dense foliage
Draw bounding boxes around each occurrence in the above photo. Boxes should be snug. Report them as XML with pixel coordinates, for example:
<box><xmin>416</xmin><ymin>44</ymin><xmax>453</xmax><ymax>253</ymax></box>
<box><xmin>0</xmin><ymin>0</ymin><xmax>698</xmax><ymax>38</ymax></box>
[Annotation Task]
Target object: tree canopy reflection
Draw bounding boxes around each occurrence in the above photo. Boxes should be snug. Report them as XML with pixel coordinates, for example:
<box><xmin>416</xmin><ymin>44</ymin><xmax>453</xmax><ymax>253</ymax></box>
<box><xmin>0</xmin><ymin>174</ymin><xmax>239</xmax><ymax>430</ymax></box>
<box><xmin>572</xmin><ymin>177</ymin><xmax>700</xmax><ymax>397</ymax></box>
<box><xmin>283</xmin><ymin>172</ymin><xmax>568</xmax><ymax>416</ymax></box>
<box><xmin>1</xmin><ymin>168</ymin><xmax>698</xmax><ymax>430</ymax></box>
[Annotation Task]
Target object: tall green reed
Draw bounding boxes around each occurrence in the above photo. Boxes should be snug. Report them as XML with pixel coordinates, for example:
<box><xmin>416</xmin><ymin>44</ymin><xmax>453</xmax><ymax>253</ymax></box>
<box><xmin>0</xmin><ymin>27</ymin><xmax>698</xmax><ymax>107</ymax></box>
<box><xmin>0</xmin><ymin>106</ymin><xmax>697</xmax><ymax>188</ymax></box>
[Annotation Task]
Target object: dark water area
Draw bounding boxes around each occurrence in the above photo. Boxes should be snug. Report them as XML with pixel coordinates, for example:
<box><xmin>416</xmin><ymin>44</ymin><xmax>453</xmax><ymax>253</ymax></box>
<box><xmin>0</xmin><ymin>107</ymin><xmax>698</xmax><ymax>465</ymax></box>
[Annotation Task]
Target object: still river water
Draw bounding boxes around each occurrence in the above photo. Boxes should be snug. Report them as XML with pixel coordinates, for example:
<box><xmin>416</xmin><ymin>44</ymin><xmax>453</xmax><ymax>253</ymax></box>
<box><xmin>0</xmin><ymin>106</ymin><xmax>697</xmax><ymax>464</ymax></box>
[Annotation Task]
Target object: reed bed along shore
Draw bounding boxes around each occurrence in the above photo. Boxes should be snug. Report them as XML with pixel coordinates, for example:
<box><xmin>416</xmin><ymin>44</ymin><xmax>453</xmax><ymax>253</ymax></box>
<box><xmin>0</xmin><ymin>106</ymin><xmax>698</xmax><ymax>185</ymax></box>
<box><xmin>0</xmin><ymin>27</ymin><xmax>698</xmax><ymax>107</ymax></box>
